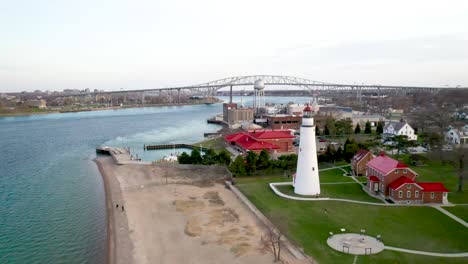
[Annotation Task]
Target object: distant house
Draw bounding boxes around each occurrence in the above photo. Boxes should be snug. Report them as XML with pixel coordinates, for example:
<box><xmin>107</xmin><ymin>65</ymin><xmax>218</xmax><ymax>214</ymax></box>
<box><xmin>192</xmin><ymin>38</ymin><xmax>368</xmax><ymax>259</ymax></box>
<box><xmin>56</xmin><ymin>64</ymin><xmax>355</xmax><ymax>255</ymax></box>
<box><xmin>383</xmin><ymin>121</ymin><xmax>417</xmax><ymax>141</ymax></box>
<box><xmin>366</xmin><ymin>153</ymin><xmax>449</xmax><ymax>204</ymax></box>
<box><xmin>445</xmin><ymin>126</ymin><xmax>468</xmax><ymax>145</ymax></box>
<box><xmin>351</xmin><ymin>149</ymin><xmax>373</xmax><ymax>176</ymax></box>
<box><xmin>224</xmin><ymin>129</ymin><xmax>295</xmax><ymax>154</ymax></box>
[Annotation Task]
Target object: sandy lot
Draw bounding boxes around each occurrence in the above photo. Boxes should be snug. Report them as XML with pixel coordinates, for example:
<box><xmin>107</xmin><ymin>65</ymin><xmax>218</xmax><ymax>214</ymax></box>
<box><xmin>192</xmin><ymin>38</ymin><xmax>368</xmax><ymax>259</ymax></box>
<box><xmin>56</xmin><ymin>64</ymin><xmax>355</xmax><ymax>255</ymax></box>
<box><xmin>97</xmin><ymin>156</ymin><xmax>307</xmax><ymax>264</ymax></box>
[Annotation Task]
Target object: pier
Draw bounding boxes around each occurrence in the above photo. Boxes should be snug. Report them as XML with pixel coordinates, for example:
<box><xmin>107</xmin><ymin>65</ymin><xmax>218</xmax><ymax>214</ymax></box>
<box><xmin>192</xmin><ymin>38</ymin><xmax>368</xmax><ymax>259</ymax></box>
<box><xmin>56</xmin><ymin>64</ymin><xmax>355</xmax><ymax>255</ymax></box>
<box><xmin>144</xmin><ymin>143</ymin><xmax>209</xmax><ymax>152</ymax></box>
<box><xmin>96</xmin><ymin>146</ymin><xmax>148</xmax><ymax>165</ymax></box>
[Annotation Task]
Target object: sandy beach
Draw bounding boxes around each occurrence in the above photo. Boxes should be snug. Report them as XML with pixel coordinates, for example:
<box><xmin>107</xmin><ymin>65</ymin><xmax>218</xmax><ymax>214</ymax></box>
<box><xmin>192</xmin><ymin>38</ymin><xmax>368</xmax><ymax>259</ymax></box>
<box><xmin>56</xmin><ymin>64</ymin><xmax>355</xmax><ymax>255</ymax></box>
<box><xmin>96</xmin><ymin>156</ymin><xmax>309</xmax><ymax>264</ymax></box>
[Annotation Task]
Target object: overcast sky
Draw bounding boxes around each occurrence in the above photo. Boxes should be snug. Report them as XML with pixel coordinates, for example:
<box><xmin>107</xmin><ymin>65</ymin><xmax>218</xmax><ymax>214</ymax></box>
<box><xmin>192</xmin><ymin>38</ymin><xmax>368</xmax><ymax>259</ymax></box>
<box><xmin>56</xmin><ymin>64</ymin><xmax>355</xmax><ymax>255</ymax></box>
<box><xmin>1</xmin><ymin>0</ymin><xmax>468</xmax><ymax>92</ymax></box>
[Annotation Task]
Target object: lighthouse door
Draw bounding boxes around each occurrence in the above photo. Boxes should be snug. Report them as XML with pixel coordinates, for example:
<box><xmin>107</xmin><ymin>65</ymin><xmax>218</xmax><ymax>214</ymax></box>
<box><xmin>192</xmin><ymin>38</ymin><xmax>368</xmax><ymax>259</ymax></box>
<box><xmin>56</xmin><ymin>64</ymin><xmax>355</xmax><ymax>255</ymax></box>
<box><xmin>373</xmin><ymin>182</ymin><xmax>379</xmax><ymax>192</ymax></box>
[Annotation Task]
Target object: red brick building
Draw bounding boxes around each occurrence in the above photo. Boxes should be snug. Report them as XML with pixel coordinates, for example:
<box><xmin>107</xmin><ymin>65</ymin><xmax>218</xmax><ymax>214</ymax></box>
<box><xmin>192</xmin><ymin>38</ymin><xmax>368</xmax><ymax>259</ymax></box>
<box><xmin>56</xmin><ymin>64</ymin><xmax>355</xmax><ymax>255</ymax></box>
<box><xmin>351</xmin><ymin>149</ymin><xmax>373</xmax><ymax>176</ymax></box>
<box><xmin>264</xmin><ymin>114</ymin><xmax>302</xmax><ymax>130</ymax></box>
<box><xmin>224</xmin><ymin>130</ymin><xmax>295</xmax><ymax>154</ymax></box>
<box><xmin>366</xmin><ymin>153</ymin><xmax>449</xmax><ymax>204</ymax></box>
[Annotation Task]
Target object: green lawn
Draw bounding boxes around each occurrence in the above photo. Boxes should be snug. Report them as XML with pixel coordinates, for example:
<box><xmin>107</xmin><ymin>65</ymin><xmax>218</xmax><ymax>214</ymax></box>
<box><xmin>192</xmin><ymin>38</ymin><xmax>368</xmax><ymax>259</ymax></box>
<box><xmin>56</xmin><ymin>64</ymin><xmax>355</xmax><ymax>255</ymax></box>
<box><xmin>443</xmin><ymin>206</ymin><xmax>468</xmax><ymax>222</ymax></box>
<box><xmin>194</xmin><ymin>137</ymin><xmax>226</xmax><ymax>151</ymax></box>
<box><xmin>406</xmin><ymin>160</ymin><xmax>468</xmax><ymax>204</ymax></box>
<box><xmin>276</xmin><ymin>184</ymin><xmax>383</xmax><ymax>203</ymax></box>
<box><xmin>318</xmin><ymin>168</ymin><xmax>355</xmax><ymax>183</ymax></box>
<box><xmin>237</xmin><ymin>176</ymin><xmax>468</xmax><ymax>264</ymax></box>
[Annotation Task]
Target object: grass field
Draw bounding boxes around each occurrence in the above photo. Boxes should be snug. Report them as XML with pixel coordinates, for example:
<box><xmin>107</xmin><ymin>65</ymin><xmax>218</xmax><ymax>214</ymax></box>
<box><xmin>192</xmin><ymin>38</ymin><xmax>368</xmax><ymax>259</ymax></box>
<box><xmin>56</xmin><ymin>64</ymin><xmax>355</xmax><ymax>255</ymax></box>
<box><xmin>236</xmin><ymin>172</ymin><xmax>468</xmax><ymax>264</ymax></box>
<box><xmin>443</xmin><ymin>206</ymin><xmax>468</xmax><ymax>222</ymax></box>
<box><xmin>277</xmin><ymin>184</ymin><xmax>383</xmax><ymax>203</ymax></box>
<box><xmin>406</xmin><ymin>160</ymin><xmax>468</xmax><ymax>204</ymax></box>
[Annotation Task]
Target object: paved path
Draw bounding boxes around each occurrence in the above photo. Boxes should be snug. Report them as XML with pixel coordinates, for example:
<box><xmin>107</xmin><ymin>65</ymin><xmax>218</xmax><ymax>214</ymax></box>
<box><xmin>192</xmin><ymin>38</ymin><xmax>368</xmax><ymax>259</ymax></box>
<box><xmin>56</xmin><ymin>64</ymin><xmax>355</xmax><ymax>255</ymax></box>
<box><xmin>384</xmin><ymin>246</ymin><xmax>468</xmax><ymax>257</ymax></box>
<box><xmin>320</xmin><ymin>164</ymin><xmax>351</xmax><ymax>171</ymax></box>
<box><xmin>432</xmin><ymin>206</ymin><xmax>468</xmax><ymax>228</ymax></box>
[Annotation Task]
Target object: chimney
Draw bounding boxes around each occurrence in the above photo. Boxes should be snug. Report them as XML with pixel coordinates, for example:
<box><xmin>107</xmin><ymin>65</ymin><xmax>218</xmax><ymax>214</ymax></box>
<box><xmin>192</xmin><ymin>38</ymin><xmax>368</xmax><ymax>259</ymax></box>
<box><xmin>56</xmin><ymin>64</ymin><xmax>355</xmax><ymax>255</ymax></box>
<box><xmin>379</xmin><ymin>151</ymin><xmax>385</xmax><ymax>157</ymax></box>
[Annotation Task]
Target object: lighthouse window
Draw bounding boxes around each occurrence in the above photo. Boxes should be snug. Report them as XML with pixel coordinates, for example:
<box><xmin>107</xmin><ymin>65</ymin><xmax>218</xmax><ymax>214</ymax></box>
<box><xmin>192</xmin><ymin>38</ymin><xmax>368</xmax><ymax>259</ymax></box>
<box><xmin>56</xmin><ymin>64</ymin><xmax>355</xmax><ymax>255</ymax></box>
<box><xmin>312</xmin><ymin>167</ymin><xmax>315</xmax><ymax>171</ymax></box>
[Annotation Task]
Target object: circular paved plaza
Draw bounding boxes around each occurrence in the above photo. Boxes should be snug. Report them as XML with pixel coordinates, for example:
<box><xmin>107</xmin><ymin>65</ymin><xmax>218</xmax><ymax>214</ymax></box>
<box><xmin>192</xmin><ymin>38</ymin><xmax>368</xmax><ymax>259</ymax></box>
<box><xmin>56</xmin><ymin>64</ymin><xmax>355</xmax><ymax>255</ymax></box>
<box><xmin>327</xmin><ymin>233</ymin><xmax>384</xmax><ymax>255</ymax></box>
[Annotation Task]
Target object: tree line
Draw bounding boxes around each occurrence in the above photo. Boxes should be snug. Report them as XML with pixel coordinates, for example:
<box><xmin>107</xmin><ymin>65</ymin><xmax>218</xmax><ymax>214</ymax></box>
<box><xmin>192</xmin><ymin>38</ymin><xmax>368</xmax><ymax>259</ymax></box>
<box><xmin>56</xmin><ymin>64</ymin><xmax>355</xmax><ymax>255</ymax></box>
<box><xmin>317</xmin><ymin>119</ymin><xmax>384</xmax><ymax>137</ymax></box>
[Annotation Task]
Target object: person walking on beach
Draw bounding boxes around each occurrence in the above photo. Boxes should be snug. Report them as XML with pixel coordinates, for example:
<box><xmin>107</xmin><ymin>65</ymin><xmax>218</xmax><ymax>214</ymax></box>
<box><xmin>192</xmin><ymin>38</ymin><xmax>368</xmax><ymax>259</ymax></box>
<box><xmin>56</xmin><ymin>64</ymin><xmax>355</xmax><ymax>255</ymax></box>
<box><xmin>116</xmin><ymin>204</ymin><xmax>119</xmax><ymax>208</ymax></box>
<box><xmin>122</xmin><ymin>205</ymin><xmax>125</xmax><ymax>212</ymax></box>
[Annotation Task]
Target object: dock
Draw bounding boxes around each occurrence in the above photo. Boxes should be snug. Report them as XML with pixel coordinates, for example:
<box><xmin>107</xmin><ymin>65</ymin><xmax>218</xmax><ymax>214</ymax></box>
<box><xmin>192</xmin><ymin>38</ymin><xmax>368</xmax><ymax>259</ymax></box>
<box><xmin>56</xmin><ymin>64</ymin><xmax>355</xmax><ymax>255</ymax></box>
<box><xmin>144</xmin><ymin>143</ymin><xmax>209</xmax><ymax>152</ymax></box>
<box><xmin>96</xmin><ymin>146</ymin><xmax>149</xmax><ymax>165</ymax></box>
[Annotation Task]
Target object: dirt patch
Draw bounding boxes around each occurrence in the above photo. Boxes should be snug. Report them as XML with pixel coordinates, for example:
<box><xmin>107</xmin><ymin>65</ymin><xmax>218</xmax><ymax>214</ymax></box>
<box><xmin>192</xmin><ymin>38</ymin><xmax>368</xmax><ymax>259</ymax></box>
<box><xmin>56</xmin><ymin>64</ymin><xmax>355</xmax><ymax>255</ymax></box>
<box><xmin>174</xmin><ymin>199</ymin><xmax>205</xmax><ymax>213</ymax></box>
<box><xmin>185</xmin><ymin>217</ymin><xmax>202</xmax><ymax>237</ymax></box>
<box><xmin>207</xmin><ymin>208</ymin><xmax>239</xmax><ymax>227</ymax></box>
<box><xmin>230</xmin><ymin>242</ymin><xmax>251</xmax><ymax>257</ymax></box>
<box><xmin>203</xmin><ymin>191</ymin><xmax>225</xmax><ymax>206</ymax></box>
<box><xmin>192</xmin><ymin>180</ymin><xmax>215</xmax><ymax>188</ymax></box>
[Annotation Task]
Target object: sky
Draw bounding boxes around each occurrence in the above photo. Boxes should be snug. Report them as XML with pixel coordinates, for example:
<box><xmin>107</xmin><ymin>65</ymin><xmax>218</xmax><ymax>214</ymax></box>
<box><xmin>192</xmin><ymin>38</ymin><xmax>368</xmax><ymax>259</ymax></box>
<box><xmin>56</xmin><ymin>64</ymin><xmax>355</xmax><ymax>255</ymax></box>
<box><xmin>1</xmin><ymin>0</ymin><xmax>468</xmax><ymax>92</ymax></box>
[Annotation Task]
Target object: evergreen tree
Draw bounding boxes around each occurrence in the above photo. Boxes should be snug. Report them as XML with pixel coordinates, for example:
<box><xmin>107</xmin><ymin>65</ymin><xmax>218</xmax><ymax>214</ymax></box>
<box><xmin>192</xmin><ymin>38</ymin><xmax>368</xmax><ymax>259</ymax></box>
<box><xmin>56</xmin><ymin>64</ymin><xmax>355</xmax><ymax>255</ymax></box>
<box><xmin>364</xmin><ymin>120</ymin><xmax>372</xmax><ymax>134</ymax></box>
<box><xmin>376</xmin><ymin>121</ymin><xmax>384</xmax><ymax>134</ymax></box>
<box><xmin>324</xmin><ymin>125</ymin><xmax>330</xmax><ymax>136</ymax></box>
<box><xmin>325</xmin><ymin>144</ymin><xmax>337</xmax><ymax>163</ymax></box>
<box><xmin>256</xmin><ymin>149</ymin><xmax>271</xmax><ymax>170</ymax></box>
<box><xmin>178</xmin><ymin>152</ymin><xmax>191</xmax><ymax>164</ymax></box>
<box><xmin>245</xmin><ymin>151</ymin><xmax>258</xmax><ymax>174</ymax></box>
<box><xmin>202</xmin><ymin>148</ymin><xmax>217</xmax><ymax>165</ymax></box>
<box><xmin>229</xmin><ymin>155</ymin><xmax>246</xmax><ymax>175</ymax></box>
<box><xmin>216</xmin><ymin>150</ymin><xmax>232</xmax><ymax>166</ymax></box>
<box><xmin>336</xmin><ymin>146</ymin><xmax>344</xmax><ymax>161</ymax></box>
<box><xmin>190</xmin><ymin>149</ymin><xmax>202</xmax><ymax>164</ymax></box>
<box><xmin>343</xmin><ymin>138</ymin><xmax>359</xmax><ymax>161</ymax></box>
<box><xmin>354</xmin><ymin>123</ymin><xmax>361</xmax><ymax>134</ymax></box>
<box><xmin>315</xmin><ymin>126</ymin><xmax>321</xmax><ymax>136</ymax></box>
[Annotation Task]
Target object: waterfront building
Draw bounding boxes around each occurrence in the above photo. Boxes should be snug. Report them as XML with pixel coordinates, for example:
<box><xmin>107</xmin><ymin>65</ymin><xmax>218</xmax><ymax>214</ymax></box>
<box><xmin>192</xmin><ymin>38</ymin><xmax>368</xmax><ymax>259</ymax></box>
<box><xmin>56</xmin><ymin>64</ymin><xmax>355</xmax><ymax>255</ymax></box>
<box><xmin>224</xmin><ymin>129</ymin><xmax>295</xmax><ymax>154</ymax></box>
<box><xmin>293</xmin><ymin>105</ymin><xmax>320</xmax><ymax>195</ymax></box>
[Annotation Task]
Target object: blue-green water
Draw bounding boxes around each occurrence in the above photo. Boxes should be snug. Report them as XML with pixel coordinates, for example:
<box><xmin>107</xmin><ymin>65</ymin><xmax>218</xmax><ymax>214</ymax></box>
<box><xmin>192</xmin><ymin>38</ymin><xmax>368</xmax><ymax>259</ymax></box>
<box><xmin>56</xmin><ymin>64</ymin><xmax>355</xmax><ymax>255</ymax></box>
<box><xmin>0</xmin><ymin>104</ymin><xmax>221</xmax><ymax>263</ymax></box>
<box><xmin>0</xmin><ymin>96</ymin><xmax>313</xmax><ymax>263</ymax></box>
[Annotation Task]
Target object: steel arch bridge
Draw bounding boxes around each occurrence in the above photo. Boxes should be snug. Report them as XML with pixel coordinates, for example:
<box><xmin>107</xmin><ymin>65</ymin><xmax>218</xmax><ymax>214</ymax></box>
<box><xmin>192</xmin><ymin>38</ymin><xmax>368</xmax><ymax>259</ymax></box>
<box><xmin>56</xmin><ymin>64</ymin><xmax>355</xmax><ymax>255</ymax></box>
<box><xmin>107</xmin><ymin>74</ymin><xmax>460</xmax><ymax>94</ymax></box>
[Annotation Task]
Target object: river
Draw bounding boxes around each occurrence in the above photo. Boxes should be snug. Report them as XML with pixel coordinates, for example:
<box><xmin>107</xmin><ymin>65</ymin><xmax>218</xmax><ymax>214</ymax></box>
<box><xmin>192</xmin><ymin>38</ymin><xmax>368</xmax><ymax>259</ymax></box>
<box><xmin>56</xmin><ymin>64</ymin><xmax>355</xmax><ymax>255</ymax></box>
<box><xmin>0</xmin><ymin>96</ymin><xmax>313</xmax><ymax>263</ymax></box>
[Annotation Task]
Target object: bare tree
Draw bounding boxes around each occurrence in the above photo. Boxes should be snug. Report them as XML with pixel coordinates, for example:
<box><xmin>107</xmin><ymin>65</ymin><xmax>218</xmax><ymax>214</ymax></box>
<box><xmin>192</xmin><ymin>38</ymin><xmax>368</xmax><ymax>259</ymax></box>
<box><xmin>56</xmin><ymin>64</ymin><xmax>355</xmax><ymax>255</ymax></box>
<box><xmin>260</xmin><ymin>213</ymin><xmax>289</xmax><ymax>262</ymax></box>
<box><xmin>443</xmin><ymin>146</ymin><xmax>468</xmax><ymax>193</ymax></box>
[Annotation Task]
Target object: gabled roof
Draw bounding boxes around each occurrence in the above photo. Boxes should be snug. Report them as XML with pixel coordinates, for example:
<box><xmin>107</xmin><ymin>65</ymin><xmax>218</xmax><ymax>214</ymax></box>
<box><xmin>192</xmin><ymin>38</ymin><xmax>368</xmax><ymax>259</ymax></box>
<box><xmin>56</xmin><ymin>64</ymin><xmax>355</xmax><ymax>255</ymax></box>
<box><xmin>367</xmin><ymin>153</ymin><xmax>402</xmax><ymax>174</ymax></box>
<box><xmin>224</xmin><ymin>133</ymin><xmax>248</xmax><ymax>142</ymax></box>
<box><xmin>418</xmin><ymin>183</ymin><xmax>449</xmax><ymax>192</ymax></box>
<box><xmin>248</xmin><ymin>129</ymin><xmax>294</xmax><ymax>139</ymax></box>
<box><xmin>353</xmin><ymin>149</ymin><xmax>370</xmax><ymax>163</ymax></box>
<box><xmin>384</xmin><ymin>121</ymin><xmax>407</xmax><ymax>132</ymax></box>
<box><xmin>224</xmin><ymin>132</ymin><xmax>280</xmax><ymax>151</ymax></box>
<box><xmin>388</xmin><ymin>176</ymin><xmax>419</xmax><ymax>190</ymax></box>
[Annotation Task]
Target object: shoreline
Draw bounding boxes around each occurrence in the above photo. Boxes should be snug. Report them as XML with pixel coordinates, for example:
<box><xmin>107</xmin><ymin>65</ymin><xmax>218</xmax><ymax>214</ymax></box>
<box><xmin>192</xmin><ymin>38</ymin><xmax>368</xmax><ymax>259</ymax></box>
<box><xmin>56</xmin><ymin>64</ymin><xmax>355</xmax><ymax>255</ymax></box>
<box><xmin>95</xmin><ymin>157</ymin><xmax>115</xmax><ymax>264</ymax></box>
<box><xmin>94</xmin><ymin>156</ymin><xmax>134</xmax><ymax>264</ymax></box>
<box><xmin>0</xmin><ymin>100</ymin><xmax>223</xmax><ymax>118</ymax></box>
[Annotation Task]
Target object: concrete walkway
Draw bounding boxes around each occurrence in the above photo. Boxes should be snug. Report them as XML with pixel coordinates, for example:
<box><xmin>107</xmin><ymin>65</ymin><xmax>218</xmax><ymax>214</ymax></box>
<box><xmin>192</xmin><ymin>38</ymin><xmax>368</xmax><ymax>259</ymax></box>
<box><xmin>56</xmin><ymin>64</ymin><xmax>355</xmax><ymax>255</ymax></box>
<box><xmin>384</xmin><ymin>246</ymin><xmax>468</xmax><ymax>257</ymax></box>
<box><xmin>432</xmin><ymin>206</ymin><xmax>468</xmax><ymax>228</ymax></box>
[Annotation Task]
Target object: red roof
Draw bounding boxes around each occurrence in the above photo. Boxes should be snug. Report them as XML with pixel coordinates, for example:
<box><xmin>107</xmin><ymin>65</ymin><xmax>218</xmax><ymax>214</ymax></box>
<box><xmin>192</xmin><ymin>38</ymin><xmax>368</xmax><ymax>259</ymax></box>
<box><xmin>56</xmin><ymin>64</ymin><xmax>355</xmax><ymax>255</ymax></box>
<box><xmin>248</xmin><ymin>130</ymin><xmax>294</xmax><ymax>139</ymax></box>
<box><xmin>353</xmin><ymin>149</ymin><xmax>370</xmax><ymax>163</ymax></box>
<box><xmin>418</xmin><ymin>182</ymin><xmax>449</xmax><ymax>192</ymax></box>
<box><xmin>388</xmin><ymin>176</ymin><xmax>417</xmax><ymax>190</ymax></box>
<box><xmin>367</xmin><ymin>154</ymin><xmax>408</xmax><ymax>175</ymax></box>
<box><xmin>304</xmin><ymin>105</ymin><xmax>312</xmax><ymax>112</ymax></box>
<box><xmin>369</xmin><ymin>176</ymin><xmax>380</xmax><ymax>182</ymax></box>
<box><xmin>224</xmin><ymin>132</ymin><xmax>280</xmax><ymax>151</ymax></box>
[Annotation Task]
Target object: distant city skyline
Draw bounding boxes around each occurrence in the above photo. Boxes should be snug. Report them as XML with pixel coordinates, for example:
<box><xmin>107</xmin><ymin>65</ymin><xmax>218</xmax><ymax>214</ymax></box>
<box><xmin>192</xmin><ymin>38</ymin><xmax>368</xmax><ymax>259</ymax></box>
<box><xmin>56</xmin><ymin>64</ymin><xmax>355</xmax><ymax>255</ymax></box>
<box><xmin>1</xmin><ymin>0</ymin><xmax>468</xmax><ymax>92</ymax></box>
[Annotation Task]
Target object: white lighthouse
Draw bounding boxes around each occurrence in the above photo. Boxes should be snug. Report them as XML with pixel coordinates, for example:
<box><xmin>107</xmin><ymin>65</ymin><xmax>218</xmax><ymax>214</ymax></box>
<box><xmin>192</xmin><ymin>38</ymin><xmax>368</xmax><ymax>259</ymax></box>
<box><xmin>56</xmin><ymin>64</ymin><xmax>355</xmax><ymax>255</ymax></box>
<box><xmin>294</xmin><ymin>105</ymin><xmax>320</xmax><ymax>195</ymax></box>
